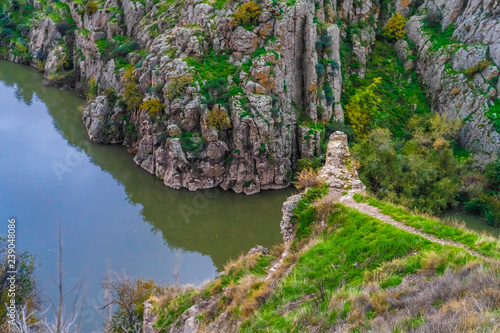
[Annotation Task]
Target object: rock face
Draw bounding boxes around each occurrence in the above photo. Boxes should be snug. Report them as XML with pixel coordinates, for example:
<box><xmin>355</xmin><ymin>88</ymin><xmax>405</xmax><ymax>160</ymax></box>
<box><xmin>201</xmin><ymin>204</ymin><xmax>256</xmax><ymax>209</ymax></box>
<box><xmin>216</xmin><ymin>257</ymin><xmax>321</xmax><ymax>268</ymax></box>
<box><xmin>318</xmin><ymin>131</ymin><xmax>365</xmax><ymax>193</ymax></box>
<box><xmin>280</xmin><ymin>194</ymin><xmax>302</xmax><ymax>244</ymax></box>
<box><xmin>3</xmin><ymin>0</ymin><xmax>500</xmax><ymax>192</ymax></box>
<box><xmin>398</xmin><ymin>1</ymin><xmax>500</xmax><ymax>165</ymax></box>
<box><xmin>70</xmin><ymin>0</ymin><xmax>350</xmax><ymax>194</ymax></box>
<box><xmin>83</xmin><ymin>96</ymin><xmax>125</xmax><ymax>144</ymax></box>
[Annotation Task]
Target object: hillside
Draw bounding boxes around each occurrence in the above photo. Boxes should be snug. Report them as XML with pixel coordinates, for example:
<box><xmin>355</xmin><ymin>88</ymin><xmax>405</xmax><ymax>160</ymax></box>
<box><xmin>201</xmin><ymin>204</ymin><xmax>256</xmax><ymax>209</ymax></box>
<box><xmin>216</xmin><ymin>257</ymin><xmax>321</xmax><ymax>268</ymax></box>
<box><xmin>135</xmin><ymin>132</ymin><xmax>500</xmax><ymax>332</ymax></box>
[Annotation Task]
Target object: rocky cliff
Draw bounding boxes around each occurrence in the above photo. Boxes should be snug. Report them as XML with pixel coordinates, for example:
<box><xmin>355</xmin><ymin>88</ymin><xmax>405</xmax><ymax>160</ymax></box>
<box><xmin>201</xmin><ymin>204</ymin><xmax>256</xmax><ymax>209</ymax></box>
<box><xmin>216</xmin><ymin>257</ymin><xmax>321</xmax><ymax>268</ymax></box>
<box><xmin>396</xmin><ymin>0</ymin><xmax>500</xmax><ymax>164</ymax></box>
<box><xmin>1</xmin><ymin>0</ymin><xmax>499</xmax><ymax>193</ymax></box>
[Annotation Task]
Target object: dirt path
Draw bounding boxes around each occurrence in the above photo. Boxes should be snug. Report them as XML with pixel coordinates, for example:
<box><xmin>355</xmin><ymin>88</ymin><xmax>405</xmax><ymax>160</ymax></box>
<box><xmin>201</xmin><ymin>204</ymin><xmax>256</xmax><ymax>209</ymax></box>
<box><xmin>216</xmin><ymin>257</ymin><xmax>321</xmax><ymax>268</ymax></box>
<box><xmin>340</xmin><ymin>195</ymin><xmax>494</xmax><ymax>262</ymax></box>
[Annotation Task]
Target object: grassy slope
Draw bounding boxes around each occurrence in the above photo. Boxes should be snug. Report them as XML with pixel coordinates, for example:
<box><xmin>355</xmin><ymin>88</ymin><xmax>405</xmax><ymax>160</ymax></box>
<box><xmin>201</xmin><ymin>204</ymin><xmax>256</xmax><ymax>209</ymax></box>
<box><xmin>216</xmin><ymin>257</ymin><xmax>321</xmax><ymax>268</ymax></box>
<box><xmin>153</xmin><ymin>195</ymin><xmax>500</xmax><ymax>332</ymax></box>
<box><xmin>353</xmin><ymin>193</ymin><xmax>500</xmax><ymax>261</ymax></box>
<box><xmin>240</xmin><ymin>204</ymin><xmax>498</xmax><ymax>332</ymax></box>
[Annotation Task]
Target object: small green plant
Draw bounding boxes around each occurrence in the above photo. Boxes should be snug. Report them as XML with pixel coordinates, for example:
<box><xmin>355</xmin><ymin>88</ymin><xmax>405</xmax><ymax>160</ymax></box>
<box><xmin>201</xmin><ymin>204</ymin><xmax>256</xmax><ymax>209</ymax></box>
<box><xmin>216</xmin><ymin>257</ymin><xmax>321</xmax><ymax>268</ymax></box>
<box><xmin>166</xmin><ymin>75</ymin><xmax>193</xmax><ymax>100</ymax></box>
<box><xmin>140</xmin><ymin>98</ymin><xmax>165</xmax><ymax>118</ymax></box>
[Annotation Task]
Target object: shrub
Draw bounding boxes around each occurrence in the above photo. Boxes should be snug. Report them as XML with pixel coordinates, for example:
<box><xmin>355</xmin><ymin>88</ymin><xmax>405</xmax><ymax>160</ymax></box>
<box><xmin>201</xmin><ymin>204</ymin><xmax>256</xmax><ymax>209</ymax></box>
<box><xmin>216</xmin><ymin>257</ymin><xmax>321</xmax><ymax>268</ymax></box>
<box><xmin>465</xmin><ymin>195</ymin><xmax>500</xmax><ymax>227</ymax></box>
<box><xmin>206</xmin><ymin>105</ymin><xmax>231</xmax><ymax>131</ymax></box>
<box><xmin>86</xmin><ymin>77</ymin><xmax>98</xmax><ymax>100</ymax></box>
<box><xmin>464</xmin><ymin>60</ymin><xmax>491</xmax><ymax>77</ymax></box>
<box><xmin>353</xmin><ymin>114</ymin><xmax>463</xmax><ymax>215</ymax></box>
<box><xmin>102</xmin><ymin>273</ymin><xmax>163</xmax><ymax>332</ymax></box>
<box><xmin>297</xmin><ymin>157</ymin><xmax>322</xmax><ymax>172</ymax></box>
<box><xmin>484</xmin><ymin>160</ymin><xmax>500</xmax><ymax>189</ymax></box>
<box><xmin>232</xmin><ymin>1</ymin><xmax>261</xmax><ymax>27</ymax></box>
<box><xmin>140</xmin><ymin>98</ymin><xmax>165</xmax><ymax>118</ymax></box>
<box><xmin>11</xmin><ymin>0</ymin><xmax>20</xmax><ymax>11</ymax></box>
<box><xmin>315</xmin><ymin>63</ymin><xmax>325</xmax><ymax>76</ymax></box>
<box><xmin>56</xmin><ymin>21</ymin><xmax>70</xmax><ymax>36</ymax></box>
<box><xmin>424</xmin><ymin>10</ymin><xmax>442</xmax><ymax>29</ymax></box>
<box><xmin>200</xmin><ymin>78</ymin><xmax>231</xmax><ymax>109</ymax></box>
<box><xmin>103</xmin><ymin>87</ymin><xmax>118</xmax><ymax>105</ymax></box>
<box><xmin>344</xmin><ymin>77</ymin><xmax>382</xmax><ymax>138</ymax></box>
<box><xmin>384</xmin><ymin>13</ymin><xmax>408</xmax><ymax>40</ymax></box>
<box><xmin>166</xmin><ymin>75</ymin><xmax>193</xmax><ymax>101</ymax></box>
<box><xmin>123</xmin><ymin>68</ymin><xmax>144</xmax><ymax>111</ymax></box>
<box><xmin>84</xmin><ymin>0</ymin><xmax>97</xmax><ymax>15</ymax></box>
<box><xmin>295</xmin><ymin>168</ymin><xmax>324</xmax><ymax>190</ymax></box>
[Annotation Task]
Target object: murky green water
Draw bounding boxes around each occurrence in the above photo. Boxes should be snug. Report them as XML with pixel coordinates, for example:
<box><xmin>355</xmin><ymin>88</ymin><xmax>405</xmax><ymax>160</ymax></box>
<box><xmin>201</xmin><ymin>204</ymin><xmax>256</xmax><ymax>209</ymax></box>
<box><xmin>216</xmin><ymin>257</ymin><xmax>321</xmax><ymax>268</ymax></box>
<box><xmin>444</xmin><ymin>210</ymin><xmax>500</xmax><ymax>238</ymax></box>
<box><xmin>0</xmin><ymin>60</ymin><xmax>291</xmax><ymax>330</ymax></box>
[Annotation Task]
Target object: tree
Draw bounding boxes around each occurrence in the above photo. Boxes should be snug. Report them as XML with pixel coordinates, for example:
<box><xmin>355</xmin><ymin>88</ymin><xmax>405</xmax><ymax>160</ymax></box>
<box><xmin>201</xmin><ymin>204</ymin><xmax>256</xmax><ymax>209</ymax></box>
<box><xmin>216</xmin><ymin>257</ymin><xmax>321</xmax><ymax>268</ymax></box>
<box><xmin>353</xmin><ymin>114</ymin><xmax>463</xmax><ymax>214</ymax></box>
<box><xmin>101</xmin><ymin>273</ymin><xmax>162</xmax><ymax>332</ymax></box>
<box><xmin>344</xmin><ymin>77</ymin><xmax>382</xmax><ymax>139</ymax></box>
<box><xmin>384</xmin><ymin>13</ymin><xmax>408</xmax><ymax>40</ymax></box>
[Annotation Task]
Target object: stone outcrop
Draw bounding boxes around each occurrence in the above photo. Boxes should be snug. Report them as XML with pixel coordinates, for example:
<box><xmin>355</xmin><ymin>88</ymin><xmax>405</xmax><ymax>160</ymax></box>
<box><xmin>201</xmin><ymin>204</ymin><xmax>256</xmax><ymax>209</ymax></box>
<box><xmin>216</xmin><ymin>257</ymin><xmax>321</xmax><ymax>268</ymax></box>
<box><xmin>318</xmin><ymin>131</ymin><xmax>366</xmax><ymax>193</ymax></box>
<box><xmin>83</xmin><ymin>96</ymin><xmax>125</xmax><ymax>144</ymax></box>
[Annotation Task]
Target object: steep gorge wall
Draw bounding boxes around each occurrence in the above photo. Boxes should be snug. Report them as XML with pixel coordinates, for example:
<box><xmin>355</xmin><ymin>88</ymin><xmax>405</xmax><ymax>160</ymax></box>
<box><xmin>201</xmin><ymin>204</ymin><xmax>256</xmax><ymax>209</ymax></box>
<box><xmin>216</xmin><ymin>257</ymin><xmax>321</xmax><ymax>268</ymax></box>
<box><xmin>3</xmin><ymin>0</ymin><xmax>500</xmax><ymax>193</ymax></box>
<box><xmin>5</xmin><ymin>0</ymin><xmax>377</xmax><ymax>194</ymax></box>
<box><xmin>395</xmin><ymin>0</ymin><xmax>500</xmax><ymax>164</ymax></box>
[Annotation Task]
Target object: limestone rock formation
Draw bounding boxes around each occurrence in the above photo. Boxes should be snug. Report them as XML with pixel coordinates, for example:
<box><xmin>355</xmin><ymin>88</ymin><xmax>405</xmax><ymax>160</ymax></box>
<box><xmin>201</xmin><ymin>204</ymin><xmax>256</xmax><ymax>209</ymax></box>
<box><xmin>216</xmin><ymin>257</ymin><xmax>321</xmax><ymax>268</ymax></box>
<box><xmin>3</xmin><ymin>0</ymin><xmax>500</xmax><ymax>192</ymax></box>
<box><xmin>318</xmin><ymin>131</ymin><xmax>365</xmax><ymax>193</ymax></box>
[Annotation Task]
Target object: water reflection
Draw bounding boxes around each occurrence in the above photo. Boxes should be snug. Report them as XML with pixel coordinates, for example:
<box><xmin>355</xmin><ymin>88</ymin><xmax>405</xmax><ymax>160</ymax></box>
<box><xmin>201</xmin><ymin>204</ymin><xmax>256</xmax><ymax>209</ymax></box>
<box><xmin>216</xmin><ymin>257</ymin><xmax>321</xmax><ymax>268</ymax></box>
<box><xmin>0</xmin><ymin>60</ymin><xmax>290</xmax><ymax>271</ymax></box>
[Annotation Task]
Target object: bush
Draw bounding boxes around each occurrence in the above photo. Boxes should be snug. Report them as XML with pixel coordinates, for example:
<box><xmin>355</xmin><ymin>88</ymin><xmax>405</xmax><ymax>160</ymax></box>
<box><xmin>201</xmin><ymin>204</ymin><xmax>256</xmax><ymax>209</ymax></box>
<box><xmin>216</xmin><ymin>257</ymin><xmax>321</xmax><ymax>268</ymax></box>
<box><xmin>464</xmin><ymin>60</ymin><xmax>491</xmax><ymax>77</ymax></box>
<box><xmin>384</xmin><ymin>13</ymin><xmax>408</xmax><ymax>40</ymax></box>
<box><xmin>297</xmin><ymin>157</ymin><xmax>322</xmax><ymax>172</ymax></box>
<box><xmin>465</xmin><ymin>195</ymin><xmax>500</xmax><ymax>227</ymax></box>
<box><xmin>424</xmin><ymin>10</ymin><xmax>442</xmax><ymax>29</ymax></box>
<box><xmin>123</xmin><ymin>68</ymin><xmax>144</xmax><ymax>111</ymax></box>
<box><xmin>84</xmin><ymin>0</ymin><xmax>97</xmax><ymax>15</ymax></box>
<box><xmin>200</xmin><ymin>78</ymin><xmax>231</xmax><ymax>109</ymax></box>
<box><xmin>484</xmin><ymin>160</ymin><xmax>500</xmax><ymax>189</ymax></box>
<box><xmin>232</xmin><ymin>1</ymin><xmax>261</xmax><ymax>27</ymax></box>
<box><xmin>140</xmin><ymin>98</ymin><xmax>165</xmax><ymax>118</ymax></box>
<box><xmin>166</xmin><ymin>75</ymin><xmax>193</xmax><ymax>101</ymax></box>
<box><xmin>353</xmin><ymin>114</ymin><xmax>463</xmax><ymax>215</ymax></box>
<box><xmin>56</xmin><ymin>21</ymin><xmax>70</xmax><ymax>36</ymax></box>
<box><xmin>102</xmin><ymin>273</ymin><xmax>163</xmax><ymax>332</ymax></box>
<box><xmin>0</xmin><ymin>237</ymin><xmax>40</xmax><ymax>326</ymax></box>
<box><xmin>86</xmin><ymin>77</ymin><xmax>98</xmax><ymax>100</ymax></box>
<box><xmin>344</xmin><ymin>77</ymin><xmax>382</xmax><ymax>138</ymax></box>
<box><xmin>103</xmin><ymin>87</ymin><xmax>118</xmax><ymax>105</ymax></box>
<box><xmin>295</xmin><ymin>168</ymin><xmax>324</xmax><ymax>190</ymax></box>
<box><xmin>206</xmin><ymin>105</ymin><xmax>231</xmax><ymax>131</ymax></box>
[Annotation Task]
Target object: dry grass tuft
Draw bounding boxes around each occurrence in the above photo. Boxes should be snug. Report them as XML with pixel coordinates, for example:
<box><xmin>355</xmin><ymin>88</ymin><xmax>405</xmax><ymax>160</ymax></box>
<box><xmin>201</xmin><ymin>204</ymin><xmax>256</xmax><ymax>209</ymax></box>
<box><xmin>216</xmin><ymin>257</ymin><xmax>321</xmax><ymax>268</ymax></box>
<box><xmin>295</xmin><ymin>168</ymin><xmax>324</xmax><ymax>190</ymax></box>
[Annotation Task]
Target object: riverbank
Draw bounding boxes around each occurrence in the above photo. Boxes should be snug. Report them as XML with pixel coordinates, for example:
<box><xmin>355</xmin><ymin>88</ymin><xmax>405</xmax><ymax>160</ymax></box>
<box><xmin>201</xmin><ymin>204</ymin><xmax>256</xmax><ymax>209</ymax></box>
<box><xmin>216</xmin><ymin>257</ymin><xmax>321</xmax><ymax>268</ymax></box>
<box><xmin>0</xmin><ymin>59</ymin><xmax>291</xmax><ymax>331</ymax></box>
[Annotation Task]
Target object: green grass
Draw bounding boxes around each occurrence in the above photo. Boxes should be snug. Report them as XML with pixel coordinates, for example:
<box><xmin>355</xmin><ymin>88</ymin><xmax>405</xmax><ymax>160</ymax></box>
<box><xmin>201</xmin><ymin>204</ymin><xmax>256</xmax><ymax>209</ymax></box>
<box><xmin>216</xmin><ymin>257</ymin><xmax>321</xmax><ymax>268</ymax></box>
<box><xmin>241</xmin><ymin>204</ymin><xmax>475</xmax><ymax>332</ymax></box>
<box><xmin>343</xmin><ymin>40</ymin><xmax>431</xmax><ymax>139</ymax></box>
<box><xmin>423</xmin><ymin>23</ymin><xmax>457</xmax><ymax>52</ymax></box>
<box><xmin>293</xmin><ymin>184</ymin><xmax>329</xmax><ymax>241</ymax></box>
<box><xmin>185</xmin><ymin>50</ymin><xmax>238</xmax><ymax>82</ymax></box>
<box><xmin>353</xmin><ymin>193</ymin><xmax>500</xmax><ymax>260</ymax></box>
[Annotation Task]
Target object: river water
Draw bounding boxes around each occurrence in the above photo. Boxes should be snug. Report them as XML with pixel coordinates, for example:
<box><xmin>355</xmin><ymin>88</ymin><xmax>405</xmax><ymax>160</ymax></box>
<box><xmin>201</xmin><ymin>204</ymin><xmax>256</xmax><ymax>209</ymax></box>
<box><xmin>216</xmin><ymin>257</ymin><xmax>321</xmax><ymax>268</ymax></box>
<box><xmin>0</xmin><ymin>60</ymin><xmax>291</xmax><ymax>331</ymax></box>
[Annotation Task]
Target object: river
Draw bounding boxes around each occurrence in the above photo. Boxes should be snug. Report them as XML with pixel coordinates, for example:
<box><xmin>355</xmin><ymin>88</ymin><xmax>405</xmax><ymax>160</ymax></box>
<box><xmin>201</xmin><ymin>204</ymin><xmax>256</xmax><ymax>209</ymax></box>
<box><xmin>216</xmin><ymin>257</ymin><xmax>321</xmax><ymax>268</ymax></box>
<box><xmin>0</xmin><ymin>60</ymin><xmax>291</xmax><ymax>331</ymax></box>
